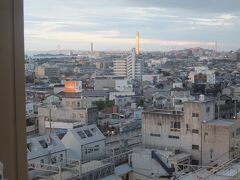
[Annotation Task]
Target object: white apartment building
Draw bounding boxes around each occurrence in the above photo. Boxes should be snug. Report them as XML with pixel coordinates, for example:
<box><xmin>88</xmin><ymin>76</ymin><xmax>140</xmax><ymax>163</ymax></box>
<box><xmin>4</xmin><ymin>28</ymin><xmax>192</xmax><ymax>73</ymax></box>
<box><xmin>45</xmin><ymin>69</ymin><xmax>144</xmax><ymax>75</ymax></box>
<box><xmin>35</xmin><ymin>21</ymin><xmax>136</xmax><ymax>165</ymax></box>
<box><xmin>113</xmin><ymin>59</ymin><xmax>127</xmax><ymax>77</ymax></box>
<box><xmin>115</xmin><ymin>79</ymin><xmax>133</xmax><ymax>92</ymax></box>
<box><xmin>113</xmin><ymin>48</ymin><xmax>142</xmax><ymax>80</ymax></box>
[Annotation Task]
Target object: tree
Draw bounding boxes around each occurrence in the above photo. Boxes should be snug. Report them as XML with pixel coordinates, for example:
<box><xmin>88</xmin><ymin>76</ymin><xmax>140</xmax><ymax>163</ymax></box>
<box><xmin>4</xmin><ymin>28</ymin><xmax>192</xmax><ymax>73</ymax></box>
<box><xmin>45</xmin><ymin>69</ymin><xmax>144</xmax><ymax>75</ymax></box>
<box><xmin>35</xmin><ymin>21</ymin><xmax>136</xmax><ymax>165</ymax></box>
<box><xmin>92</xmin><ymin>100</ymin><xmax>114</xmax><ymax>111</ymax></box>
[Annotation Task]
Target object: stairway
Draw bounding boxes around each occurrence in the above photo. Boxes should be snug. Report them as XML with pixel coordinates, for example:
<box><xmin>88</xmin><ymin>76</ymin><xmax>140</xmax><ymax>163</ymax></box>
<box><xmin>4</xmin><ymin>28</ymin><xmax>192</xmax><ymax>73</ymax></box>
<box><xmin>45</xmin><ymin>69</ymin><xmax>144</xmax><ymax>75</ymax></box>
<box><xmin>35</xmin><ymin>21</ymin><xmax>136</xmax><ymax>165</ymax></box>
<box><xmin>151</xmin><ymin>150</ymin><xmax>175</xmax><ymax>176</ymax></box>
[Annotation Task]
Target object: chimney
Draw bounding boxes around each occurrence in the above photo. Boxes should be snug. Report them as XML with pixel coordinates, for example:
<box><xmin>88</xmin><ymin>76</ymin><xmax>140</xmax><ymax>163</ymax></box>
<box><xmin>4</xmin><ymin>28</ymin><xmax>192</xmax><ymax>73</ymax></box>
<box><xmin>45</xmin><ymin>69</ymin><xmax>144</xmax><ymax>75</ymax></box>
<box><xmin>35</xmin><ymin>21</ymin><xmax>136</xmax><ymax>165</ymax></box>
<box><xmin>136</xmin><ymin>32</ymin><xmax>139</xmax><ymax>55</ymax></box>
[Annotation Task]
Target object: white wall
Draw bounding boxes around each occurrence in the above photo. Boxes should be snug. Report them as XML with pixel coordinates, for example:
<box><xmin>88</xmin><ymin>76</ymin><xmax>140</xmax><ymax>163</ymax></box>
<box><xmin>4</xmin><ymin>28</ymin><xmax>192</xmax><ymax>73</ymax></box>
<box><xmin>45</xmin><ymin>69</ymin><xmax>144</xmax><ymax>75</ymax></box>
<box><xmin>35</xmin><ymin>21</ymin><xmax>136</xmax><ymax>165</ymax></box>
<box><xmin>115</xmin><ymin>79</ymin><xmax>133</xmax><ymax>92</ymax></box>
<box><xmin>109</xmin><ymin>91</ymin><xmax>135</xmax><ymax>101</ymax></box>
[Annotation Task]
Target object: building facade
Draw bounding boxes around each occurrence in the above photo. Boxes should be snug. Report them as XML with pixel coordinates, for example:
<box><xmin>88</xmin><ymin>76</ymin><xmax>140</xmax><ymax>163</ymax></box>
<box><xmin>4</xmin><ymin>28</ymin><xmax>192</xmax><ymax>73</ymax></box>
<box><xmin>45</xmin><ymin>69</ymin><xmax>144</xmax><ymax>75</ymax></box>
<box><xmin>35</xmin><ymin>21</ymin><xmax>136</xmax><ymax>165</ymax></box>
<box><xmin>142</xmin><ymin>96</ymin><xmax>240</xmax><ymax>166</ymax></box>
<box><xmin>113</xmin><ymin>48</ymin><xmax>142</xmax><ymax>80</ymax></box>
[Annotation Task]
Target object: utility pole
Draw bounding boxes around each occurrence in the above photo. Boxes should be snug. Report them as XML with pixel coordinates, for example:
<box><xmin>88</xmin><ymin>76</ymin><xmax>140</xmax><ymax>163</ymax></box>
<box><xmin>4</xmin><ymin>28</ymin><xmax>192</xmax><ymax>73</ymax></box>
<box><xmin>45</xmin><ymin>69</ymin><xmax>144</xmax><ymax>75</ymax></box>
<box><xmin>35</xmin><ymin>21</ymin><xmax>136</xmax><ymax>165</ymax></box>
<box><xmin>235</xmin><ymin>98</ymin><xmax>237</xmax><ymax>120</ymax></box>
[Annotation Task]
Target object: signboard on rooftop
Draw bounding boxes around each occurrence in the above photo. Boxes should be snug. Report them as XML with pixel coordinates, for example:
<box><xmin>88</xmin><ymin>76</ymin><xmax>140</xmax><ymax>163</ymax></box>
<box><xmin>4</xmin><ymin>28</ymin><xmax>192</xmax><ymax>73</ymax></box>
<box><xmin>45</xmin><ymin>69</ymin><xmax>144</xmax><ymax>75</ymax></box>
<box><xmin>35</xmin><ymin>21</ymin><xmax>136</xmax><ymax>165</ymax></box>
<box><xmin>64</xmin><ymin>81</ymin><xmax>82</xmax><ymax>93</ymax></box>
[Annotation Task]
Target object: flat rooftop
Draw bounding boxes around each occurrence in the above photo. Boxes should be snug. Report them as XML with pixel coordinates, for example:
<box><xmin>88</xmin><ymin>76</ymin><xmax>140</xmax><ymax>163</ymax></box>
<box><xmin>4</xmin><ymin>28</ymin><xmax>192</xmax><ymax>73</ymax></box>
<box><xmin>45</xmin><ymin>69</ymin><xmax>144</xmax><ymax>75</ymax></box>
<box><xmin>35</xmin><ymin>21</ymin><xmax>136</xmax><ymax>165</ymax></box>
<box><xmin>205</xmin><ymin>119</ymin><xmax>236</xmax><ymax>126</ymax></box>
<box><xmin>143</xmin><ymin>109</ymin><xmax>184</xmax><ymax>116</ymax></box>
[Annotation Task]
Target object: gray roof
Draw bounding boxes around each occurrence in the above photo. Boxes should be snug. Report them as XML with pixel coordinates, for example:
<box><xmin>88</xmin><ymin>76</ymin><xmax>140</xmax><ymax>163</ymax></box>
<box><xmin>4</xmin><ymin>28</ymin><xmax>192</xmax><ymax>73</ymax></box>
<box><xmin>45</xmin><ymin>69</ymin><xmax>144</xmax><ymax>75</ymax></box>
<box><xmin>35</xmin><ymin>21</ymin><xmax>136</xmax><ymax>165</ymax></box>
<box><xmin>62</xmin><ymin>124</ymin><xmax>105</xmax><ymax>146</ymax></box>
<box><xmin>27</xmin><ymin>134</ymin><xmax>66</xmax><ymax>160</ymax></box>
<box><xmin>57</xmin><ymin>90</ymin><xmax>109</xmax><ymax>98</ymax></box>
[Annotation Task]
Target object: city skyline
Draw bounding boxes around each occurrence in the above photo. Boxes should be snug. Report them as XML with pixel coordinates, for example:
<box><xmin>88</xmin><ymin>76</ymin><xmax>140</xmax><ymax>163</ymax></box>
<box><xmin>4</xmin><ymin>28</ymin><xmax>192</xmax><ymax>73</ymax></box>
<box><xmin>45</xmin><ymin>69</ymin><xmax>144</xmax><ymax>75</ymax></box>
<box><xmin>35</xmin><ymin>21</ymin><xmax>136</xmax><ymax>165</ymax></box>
<box><xmin>24</xmin><ymin>0</ymin><xmax>240</xmax><ymax>51</ymax></box>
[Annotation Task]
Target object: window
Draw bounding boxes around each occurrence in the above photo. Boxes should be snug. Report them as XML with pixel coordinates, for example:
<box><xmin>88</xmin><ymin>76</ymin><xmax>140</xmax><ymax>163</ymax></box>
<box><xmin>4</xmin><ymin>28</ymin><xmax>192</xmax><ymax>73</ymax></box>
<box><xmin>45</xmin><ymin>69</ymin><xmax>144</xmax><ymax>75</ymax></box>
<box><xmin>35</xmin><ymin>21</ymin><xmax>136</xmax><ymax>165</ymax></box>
<box><xmin>236</xmin><ymin>128</ymin><xmax>240</xmax><ymax>136</ymax></box>
<box><xmin>84</xmin><ymin>129</ymin><xmax>93</xmax><ymax>137</ymax></box>
<box><xmin>27</xmin><ymin>143</ymin><xmax>32</xmax><ymax>152</ymax></box>
<box><xmin>192</xmin><ymin>145</ymin><xmax>199</xmax><ymax>150</ymax></box>
<box><xmin>77</xmin><ymin>131</ymin><xmax>86</xmax><ymax>139</ymax></box>
<box><xmin>66</xmin><ymin>101</ymin><xmax>70</xmax><ymax>106</ymax></box>
<box><xmin>192</xmin><ymin>129</ymin><xmax>199</xmax><ymax>134</ymax></box>
<box><xmin>40</xmin><ymin>159</ymin><xmax>44</xmax><ymax>164</ymax></box>
<box><xmin>157</xmin><ymin>122</ymin><xmax>162</xmax><ymax>126</ymax></box>
<box><xmin>87</xmin><ymin>148</ymin><xmax>94</xmax><ymax>154</ymax></box>
<box><xmin>168</xmin><ymin>135</ymin><xmax>179</xmax><ymax>139</ymax></box>
<box><xmin>192</xmin><ymin>113</ymin><xmax>199</xmax><ymax>117</ymax></box>
<box><xmin>170</xmin><ymin>121</ymin><xmax>181</xmax><ymax>131</ymax></box>
<box><xmin>91</xmin><ymin>128</ymin><xmax>97</xmax><ymax>133</ymax></box>
<box><xmin>206</xmin><ymin>107</ymin><xmax>210</xmax><ymax>113</ymax></box>
<box><xmin>94</xmin><ymin>145</ymin><xmax>100</xmax><ymax>151</ymax></box>
<box><xmin>192</xmin><ymin>160</ymin><xmax>199</xmax><ymax>165</ymax></box>
<box><xmin>51</xmin><ymin>157</ymin><xmax>57</xmax><ymax>164</ymax></box>
<box><xmin>72</xmin><ymin>113</ymin><xmax>77</xmax><ymax>119</ymax></box>
<box><xmin>150</xmin><ymin>133</ymin><xmax>161</xmax><ymax>137</ymax></box>
<box><xmin>59</xmin><ymin>154</ymin><xmax>63</xmax><ymax>162</ymax></box>
<box><xmin>39</xmin><ymin>140</ymin><xmax>48</xmax><ymax>148</ymax></box>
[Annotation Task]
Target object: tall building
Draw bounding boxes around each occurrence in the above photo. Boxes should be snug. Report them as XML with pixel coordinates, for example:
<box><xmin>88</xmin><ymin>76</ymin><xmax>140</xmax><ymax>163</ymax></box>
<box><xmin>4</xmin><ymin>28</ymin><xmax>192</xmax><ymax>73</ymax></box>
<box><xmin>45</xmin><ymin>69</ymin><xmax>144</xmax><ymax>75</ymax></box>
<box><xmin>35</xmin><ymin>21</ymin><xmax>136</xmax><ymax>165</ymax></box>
<box><xmin>91</xmin><ymin>42</ymin><xmax>93</xmax><ymax>53</ymax></box>
<box><xmin>235</xmin><ymin>49</ymin><xmax>240</xmax><ymax>69</ymax></box>
<box><xmin>136</xmin><ymin>32</ymin><xmax>140</xmax><ymax>55</ymax></box>
<box><xmin>113</xmin><ymin>48</ymin><xmax>142</xmax><ymax>80</ymax></box>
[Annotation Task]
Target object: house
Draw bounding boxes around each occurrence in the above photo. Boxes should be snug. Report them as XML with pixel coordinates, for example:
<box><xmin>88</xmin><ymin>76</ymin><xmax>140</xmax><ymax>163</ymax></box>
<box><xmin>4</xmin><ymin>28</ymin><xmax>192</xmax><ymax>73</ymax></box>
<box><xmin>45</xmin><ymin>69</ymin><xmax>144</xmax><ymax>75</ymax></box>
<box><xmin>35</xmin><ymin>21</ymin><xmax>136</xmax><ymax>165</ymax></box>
<box><xmin>27</xmin><ymin>134</ymin><xmax>67</xmax><ymax>165</ymax></box>
<box><xmin>61</xmin><ymin>124</ymin><xmax>106</xmax><ymax>161</ymax></box>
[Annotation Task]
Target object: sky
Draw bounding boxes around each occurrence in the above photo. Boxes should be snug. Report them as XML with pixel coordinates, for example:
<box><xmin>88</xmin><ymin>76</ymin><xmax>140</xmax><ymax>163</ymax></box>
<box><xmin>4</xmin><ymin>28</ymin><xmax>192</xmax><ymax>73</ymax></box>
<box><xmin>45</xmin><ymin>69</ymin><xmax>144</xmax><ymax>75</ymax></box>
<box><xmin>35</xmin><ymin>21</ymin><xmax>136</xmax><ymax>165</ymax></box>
<box><xmin>24</xmin><ymin>0</ymin><xmax>240</xmax><ymax>52</ymax></box>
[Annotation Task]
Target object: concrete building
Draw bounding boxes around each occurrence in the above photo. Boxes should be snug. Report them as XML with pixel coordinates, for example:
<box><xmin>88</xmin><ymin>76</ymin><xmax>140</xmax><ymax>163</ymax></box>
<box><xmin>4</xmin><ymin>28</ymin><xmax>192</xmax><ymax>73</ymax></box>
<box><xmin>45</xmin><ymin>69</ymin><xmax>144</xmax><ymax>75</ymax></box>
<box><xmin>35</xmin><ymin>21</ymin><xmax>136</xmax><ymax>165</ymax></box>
<box><xmin>115</xmin><ymin>79</ymin><xmax>133</xmax><ymax>92</ymax></box>
<box><xmin>25</xmin><ymin>62</ymin><xmax>35</xmax><ymax>73</ymax></box>
<box><xmin>35</xmin><ymin>65</ymin><xmax>45</xmax><ymax>78</ymax></box>
<box><xmin>58</xmin><ymin>90</ymin><xmax>108</xmax><ymax>108</ymax></box>
<box><xmin>113</xmin><ymin>59</ymin><xmax>127</xmax><ymax>77</ymax></box>
<box><xmin>232</xmin><ymin>49</ymin><xmax>240</xmax><ymax>61</ymax></box>
<box><xmin>188</xmin><ymin>66</ymin><xmax>216</xmax><ymax>84</ymax></box>
<box><xmin>94</xmin><ymin>76</ymin><xmax>125</xmax><ymax>91</ymax></box>
<box><xmin>61</xmin><ymin>124</ymin><xmax>106</xmax><ymax>161</ymax></box>
<box><xmin>142</xmin><ymin>74</ymin><xmax>160</xmax><ymax>85</ymax></box>
<box><xmin>115</xmin><ymin>95</ymin><xmax>137</xmax><ymax>107</ymax></box>
<box><xmin>113</xmin><ymin>48</ymin><xmax>142</xmax><ymax>80</ymax></box>
<box><xmin>169</xmin><ymin>87</ymin><xmax>195</xmax><ymax>111</ymax></box>
<box><xmin>109</xmin><ymin>91</ymin><xmax>135</xmax><ymax>101</ymax></box>
<box><xmin>44</xmin><ymin>94</ymin><xmax>61</xmax><ymax>105</ymax></box>
<box><xmin>45</xmin><ymin>67</ymin><xmax>60</xmax><ymax>78</ymax></box>
<box><xmin>53</xmin><ymin>84</ymin><xmax>64</xmax><ymax>94</ymax></box>
<box><xmin>73</xmin><ymin>65</ymin><xmax>96</xmax><ymax>74</ymax></box>
<box><xmin>38</xmin><ymin>105</ymin><xmax>98</xmax><ymax>135</ymax></box>
<box><xmin>35</xmin><ymin>65</ymin><xmax>60</xmax><ymax>78</ymax></box>
<box><xmin>222</xmin><ymin>85</ymin><xmax>240</xmax><ymax>98</ymax></box>
<box><xmin>142</xmin><ymin>96</ymin><xmax>240</xmax><ymax>166</ymax></box>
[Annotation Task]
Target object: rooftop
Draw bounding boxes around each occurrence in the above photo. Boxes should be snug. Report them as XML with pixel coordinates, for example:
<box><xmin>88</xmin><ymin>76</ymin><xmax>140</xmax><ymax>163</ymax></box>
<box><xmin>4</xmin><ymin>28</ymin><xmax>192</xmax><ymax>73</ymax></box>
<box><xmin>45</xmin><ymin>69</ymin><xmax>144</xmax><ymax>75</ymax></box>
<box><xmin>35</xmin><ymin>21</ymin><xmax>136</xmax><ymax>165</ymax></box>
<box><xmin>62</xmin><ymin>124</ymin><xmax>106</xmax><ymax>146</ymax></box>
<box><xmin>143</xmin><ymin>109</ymin><xmax>184</xmax><ymax>116</ymax></box>
<box><xmin>204</xmin><ymin>119</ymin><xmax>237</xmax><ymax>127</ymax></box>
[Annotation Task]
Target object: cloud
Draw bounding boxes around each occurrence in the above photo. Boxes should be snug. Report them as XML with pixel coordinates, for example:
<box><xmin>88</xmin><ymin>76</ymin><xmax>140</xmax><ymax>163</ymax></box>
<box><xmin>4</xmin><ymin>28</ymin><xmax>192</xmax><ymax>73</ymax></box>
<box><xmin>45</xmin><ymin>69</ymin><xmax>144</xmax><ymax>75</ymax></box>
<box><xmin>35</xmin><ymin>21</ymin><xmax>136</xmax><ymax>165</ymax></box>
<box><xmin>24</xmin><ymin>0</ymin><xmax>240</xmax><ymax>51</ymax></box>
<box><xmin>125</xmin><ymin>0</ymin><xmax>240</xmax><ymax>13</ymax></box>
